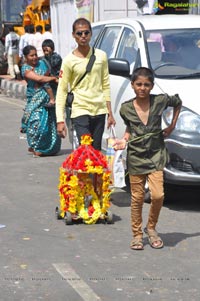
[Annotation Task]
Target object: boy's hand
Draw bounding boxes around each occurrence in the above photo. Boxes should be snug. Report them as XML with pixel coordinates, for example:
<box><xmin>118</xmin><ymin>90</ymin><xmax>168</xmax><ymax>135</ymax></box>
<box><xmin>162</xmin><ymin>125</ymin><xmax>175</xmax><ymax>137</ymax></box>
<box><xmin>112</xmin><ymin>138</ymin><xmax>127</xmax><ymax>150</ymax></box>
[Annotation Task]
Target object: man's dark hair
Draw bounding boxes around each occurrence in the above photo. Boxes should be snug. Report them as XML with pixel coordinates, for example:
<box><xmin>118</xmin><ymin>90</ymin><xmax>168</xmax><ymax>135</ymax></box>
<box><xmin>35</xmin><ymin>25</ymin><xmax>43</xmax><ymax>33</ymax></box>
<box><xmin>29</xmin><ymin>24</ymin><xmax>35</xmax><ymax>34</ymax></box>
<box><xmin>131</xmin><ymin>67</ymin><xmax>154</xmax><ymax>83</ymax></box>
<box><xmin>8</xmin><ymin>25</ymin><xmax>15</xmax><ymax>32</ymax></box>
<box><xmin>24</xmin><ymin>25</ymin><xmax>30</xmax><ymax>33</ymax></box>
<box><xmin>72</xmin><ymin>17</ymin><xmax>92</xmax><ymax>33</ymax></box>
<box><xmin>45</xmin><ymin>24</ymin><xmax>51</xmax><ymax>32</ymax></box>
<box><xmin>42</xmin><ymin>39</ymin><xmax>55</xmax><ymax>51</ymax></box>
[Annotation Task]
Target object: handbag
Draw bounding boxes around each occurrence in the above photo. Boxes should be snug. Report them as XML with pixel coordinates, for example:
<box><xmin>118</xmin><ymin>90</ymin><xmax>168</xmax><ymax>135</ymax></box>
<box><xmin>66</xmin><ymin>47</ymin><xmax>96</xmax><ymax>107</ymax></box>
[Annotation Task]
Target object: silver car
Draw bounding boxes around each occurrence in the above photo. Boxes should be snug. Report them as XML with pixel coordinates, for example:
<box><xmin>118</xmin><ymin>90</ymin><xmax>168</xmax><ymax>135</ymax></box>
<box><xmin>91</xmin><ymin>15</ymin><xmax>200</xmax><ymax>186</ymax></box>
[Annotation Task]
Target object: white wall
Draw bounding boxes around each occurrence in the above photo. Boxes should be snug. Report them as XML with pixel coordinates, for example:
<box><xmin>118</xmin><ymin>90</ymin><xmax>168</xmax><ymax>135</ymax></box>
<box><xmin>50</xmin><ymin>0</ymin><xmax>77</xmax><ymax>58</ymax></box>
<box><xmin>94</xmin><ymin>0</ymin><xmax>137</xmax><ymax>21</ymax></box>
<box><xmin>50</xmin><ymin>0</ymin><xmax>138</xmax><ymax>58</ymax></box>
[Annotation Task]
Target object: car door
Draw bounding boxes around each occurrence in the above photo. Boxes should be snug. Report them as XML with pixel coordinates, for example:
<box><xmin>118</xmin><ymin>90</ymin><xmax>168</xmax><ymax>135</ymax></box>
<box><xmin>93</xmin><ymin>23</ymin><xmax>142</xmax><ymax>149</ymax></box>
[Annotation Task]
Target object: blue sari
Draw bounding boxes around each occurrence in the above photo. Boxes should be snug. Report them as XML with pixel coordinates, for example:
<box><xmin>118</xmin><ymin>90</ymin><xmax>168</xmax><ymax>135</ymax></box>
<box><xmin>21</xmin><ymin>60</ymin><xmax>61</xmax><ymax>155</ymax></box>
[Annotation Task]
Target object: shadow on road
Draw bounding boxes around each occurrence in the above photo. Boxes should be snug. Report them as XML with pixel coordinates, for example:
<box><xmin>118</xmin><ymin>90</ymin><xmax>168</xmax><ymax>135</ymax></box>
<box><xmin>143</xmin><ymin>231</ymin><xmax>200</xmax><ymax>247</ymax></box>
<box><xmin>164</xmin><ymin>184</ymin><xmax>200</xmax><ymax>212</ymax></box>
<box><xmin>111</xmin><ymin>191</ymin><xmax>130</xmax><ymax>207</ymax></box>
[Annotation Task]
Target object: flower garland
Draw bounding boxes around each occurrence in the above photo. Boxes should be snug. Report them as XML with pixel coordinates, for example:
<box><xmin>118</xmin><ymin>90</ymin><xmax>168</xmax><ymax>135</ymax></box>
<box><xmin>58</xmin><ymin>170</ymin><xmax>112</xmax><ymax>224</ymax></box>
<box><xmin>57</xmin><ymin>135</ymin><xmax>113</xmax><ymax>224</ymax></box>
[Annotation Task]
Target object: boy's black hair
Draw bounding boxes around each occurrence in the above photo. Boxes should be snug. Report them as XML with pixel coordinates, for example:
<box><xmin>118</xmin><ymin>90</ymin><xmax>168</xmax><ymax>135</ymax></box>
<box><xmin>131</xmin><ymin>67</ymin><xmax>154</xmax><ymax>83</ymax></box>
<box><xmin>72</xmin><ymin>17</ymin><xmax>92</xmax><ymax>33</ymax></box>
<box><xmin>23</xmin><ymin>45</ymin><xmax>36</xmax><ymax>56</ymax></box>
<box><xmin>42</xmin><ymin>39</ymin><xmax>55</xmax><ymax>51</ymax></box>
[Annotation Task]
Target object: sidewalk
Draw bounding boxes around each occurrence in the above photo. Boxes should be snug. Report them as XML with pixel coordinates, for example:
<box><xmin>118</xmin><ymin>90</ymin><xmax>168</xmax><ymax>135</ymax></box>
<box><xmin>0</xmin><ymin>75</ymin><xmax>26</xmax><ymax>101</ymax></box>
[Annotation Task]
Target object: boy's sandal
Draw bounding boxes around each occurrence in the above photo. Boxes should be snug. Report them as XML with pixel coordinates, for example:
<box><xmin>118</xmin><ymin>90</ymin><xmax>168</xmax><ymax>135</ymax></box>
<box><xmin>144</xmin><ymin>227</ymin><xmax>164</xmax><ymax>249</ymax></box>
<box><xmin>130</xmin><ymin>238</ymin><xmax>144</xmax><ymax>250</ymax></box>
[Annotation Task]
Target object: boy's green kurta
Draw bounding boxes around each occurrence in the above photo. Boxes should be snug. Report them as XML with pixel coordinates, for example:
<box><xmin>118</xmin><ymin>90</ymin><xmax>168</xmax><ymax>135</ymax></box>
<box><xmin>120</xmin><ymin>94</ymin><xmax>182</xmax><ymax>175</ymax></box>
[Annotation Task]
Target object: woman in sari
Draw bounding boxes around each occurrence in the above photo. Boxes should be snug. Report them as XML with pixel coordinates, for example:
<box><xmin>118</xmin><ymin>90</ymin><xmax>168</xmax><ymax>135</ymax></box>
<box><xmin>21</xmin><ymin>45</ymin><xmax>61</xmax><ymax>156</ymax></box>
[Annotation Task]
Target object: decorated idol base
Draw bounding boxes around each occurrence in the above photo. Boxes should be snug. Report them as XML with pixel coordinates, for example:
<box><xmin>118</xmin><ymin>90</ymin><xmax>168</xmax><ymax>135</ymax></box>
<box><xmin>55</xmin><ymin>135</ymin><xmax>113</xmax><ymax>225</ymax></box>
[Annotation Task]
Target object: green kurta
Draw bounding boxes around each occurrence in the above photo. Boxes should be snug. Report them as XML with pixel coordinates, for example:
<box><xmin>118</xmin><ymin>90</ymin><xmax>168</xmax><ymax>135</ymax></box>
<box><xmin>120</xmin><ymin>94</ymin><xmax>182</xmax><ymax>175</ymax></box>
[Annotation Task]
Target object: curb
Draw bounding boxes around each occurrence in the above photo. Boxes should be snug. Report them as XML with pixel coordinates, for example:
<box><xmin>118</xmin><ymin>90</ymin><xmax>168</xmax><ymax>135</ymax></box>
<box><xmin>0</xmin><ymin>78</ymin><xmax>26</xmax><ymax>101</ymax></box>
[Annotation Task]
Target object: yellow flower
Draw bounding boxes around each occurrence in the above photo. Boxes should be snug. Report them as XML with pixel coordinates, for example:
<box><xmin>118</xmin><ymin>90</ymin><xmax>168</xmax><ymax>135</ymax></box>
<box><xmin>68</xmin><ymin>175</ymin><xmax>79</xmax><ymax>187</ymax></box>
<box><xmin>57</xmin><ymin>169</ymin><xmax>112</xmax><ymax>224</ymax></box>
<box><xmin>81</xmin><ymin>135</ymin><xmax>93</xmax><ymax>145</ymax></box>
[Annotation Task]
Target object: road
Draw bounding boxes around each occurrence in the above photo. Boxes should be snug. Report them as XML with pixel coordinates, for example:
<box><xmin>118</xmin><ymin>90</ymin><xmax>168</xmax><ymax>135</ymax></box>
<box><xmin>0</xmin><ymin>93</ymin><xmax>200</xmax><ymax>301</ymax></box>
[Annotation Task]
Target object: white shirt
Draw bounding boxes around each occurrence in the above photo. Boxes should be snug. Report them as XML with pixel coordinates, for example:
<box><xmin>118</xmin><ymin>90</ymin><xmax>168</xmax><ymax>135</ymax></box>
<box><xmin>19</xmin><ymin>33</ymin><xmax>29</xmax><ymax>57</ymax></box>
<box><xmin>5</xmin><ymin>31</ymin><xmax>20</xmax><ymax>55</ymax></box>
<box><xmin>32</xmin><ymin>32</ymin><xmax>44</xmax><ymax>57</ymax></box>
<box><xmin>42</xmin><ymin>31</ymin><xmax>53</xmax><ymax>42</ymax></box>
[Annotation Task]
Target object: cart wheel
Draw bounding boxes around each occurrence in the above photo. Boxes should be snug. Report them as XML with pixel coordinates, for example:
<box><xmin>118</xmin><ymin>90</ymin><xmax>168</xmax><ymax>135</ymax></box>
<box><xmin>64</xmin><ymin>211</ymin><xmax>73</xmax><ymax>225</ymax></box>
<box><xmin>106</xmin><ymin>210</ymin><xmax>113</xmax><ymax>224</ymax></box>
<box><xmin>55</xmin><ymin>207</ymin><xmax>62</xmax><ymax>220</ymax></box>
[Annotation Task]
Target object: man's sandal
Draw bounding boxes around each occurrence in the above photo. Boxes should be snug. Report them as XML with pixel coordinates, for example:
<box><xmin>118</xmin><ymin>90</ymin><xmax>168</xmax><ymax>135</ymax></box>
<box><xmin>144</xmin><ymin>228</ymin><xmax>164</xmax><ymax>249</ymax></box>
<box><xmin>130</xmin><ymin>238</ymin><xmax>144</xmax><ymax>250</ymax></box>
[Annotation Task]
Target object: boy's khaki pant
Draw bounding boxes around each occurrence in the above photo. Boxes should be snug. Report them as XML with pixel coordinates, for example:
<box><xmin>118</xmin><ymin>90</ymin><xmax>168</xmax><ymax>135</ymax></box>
<box><xmin>129</xmin><ymin>171</ymin><xmax>164</xmax><ymax>239</ymax></box>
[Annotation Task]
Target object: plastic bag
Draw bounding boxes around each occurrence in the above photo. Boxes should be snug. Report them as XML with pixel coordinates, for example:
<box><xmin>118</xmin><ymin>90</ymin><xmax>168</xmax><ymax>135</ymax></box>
<box><xmin>113</xmin><ymin>149</ymin><xmax>126</xmax><ymax>188</ymax></box>
<box><xmin>106</xmin><ymin>126</ymin><xmax>126</xmax><ymax>188</ymax></box>
<box><xmin>106</xmin><ymin>126</ymin><xmax>116</xmax><ymax>181</ymax></box>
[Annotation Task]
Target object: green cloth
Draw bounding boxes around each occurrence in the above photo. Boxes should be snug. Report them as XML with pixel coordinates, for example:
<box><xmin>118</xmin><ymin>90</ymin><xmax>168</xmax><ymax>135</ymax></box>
<box><xmin>120</xmin><ymin>93</ymin><xmax>182</xmax><ymax>175</ymax></box>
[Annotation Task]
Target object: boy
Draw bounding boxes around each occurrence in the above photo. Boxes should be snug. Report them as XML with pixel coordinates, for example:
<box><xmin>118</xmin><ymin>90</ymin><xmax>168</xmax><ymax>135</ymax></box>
<box><xmin>42</xmin><ymin>39</ymin><xmax>62</xmax><ymax>103</ymax></box>
<box><xmin>113</xmin><ymin>67</ymin><xmax>182</xmax><ymax>250</ymax></box>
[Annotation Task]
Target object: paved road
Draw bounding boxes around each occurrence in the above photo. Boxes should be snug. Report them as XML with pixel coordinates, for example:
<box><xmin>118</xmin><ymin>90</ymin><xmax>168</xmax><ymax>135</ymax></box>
<box><xmin>0</xmin><ymin>94</ymin><xmax>200</xmax><ymax>301</ymax></box>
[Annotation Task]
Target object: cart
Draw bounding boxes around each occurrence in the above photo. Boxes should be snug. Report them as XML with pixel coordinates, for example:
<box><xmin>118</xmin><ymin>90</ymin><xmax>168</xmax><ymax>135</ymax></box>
<box><xmin>55</xmin><ymin>134</ymin><xmax>113</xmax><ymax>225</ymax></box>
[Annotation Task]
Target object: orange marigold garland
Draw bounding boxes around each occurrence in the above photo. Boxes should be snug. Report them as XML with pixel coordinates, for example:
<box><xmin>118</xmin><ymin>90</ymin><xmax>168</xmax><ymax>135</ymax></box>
<box><xmin>58</xmin><ymin>135</ymin><xmax>113</xmax><ymax>224</ymax></box>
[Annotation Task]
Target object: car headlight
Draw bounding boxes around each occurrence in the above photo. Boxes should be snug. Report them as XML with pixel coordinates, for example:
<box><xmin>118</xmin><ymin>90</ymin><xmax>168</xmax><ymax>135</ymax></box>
<box><xmin>163</xmin><ymin>107</ymin><xmax>200</xmax><ymax>133</ymax></box>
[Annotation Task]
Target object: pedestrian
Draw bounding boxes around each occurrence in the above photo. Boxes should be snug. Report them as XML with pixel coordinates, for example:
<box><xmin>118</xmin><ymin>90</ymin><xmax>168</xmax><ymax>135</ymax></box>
<box><xmin>55</xmin><ymin>17</ymin><xmax>116</xmax><ymax>150</ymax></box>
<box><xmin>27</xmin><ymin>24</ymin><xmax>35</xmax><ymax>46</ymax></box>
<box><xmin>42</xmin><ymin>38</ymin><xmax>62</xmax><ymax>101</ymax></box>
<box><xmin>19</xmin><ymin>25</ymin><xmax>30</xmax><ymax>61</ymax></box>
<box><xmin>42</xmin><ymin>24</ymin><xmax>53</xmax><ymax>41</ymax></box>
<box><xmin>113</xmin><ymin>67</ymin><xmax>182</xmax><ymax>250</ymax></box>
<box><xmin>32</xmin><ymin>25</ymin><xmax>44</xmax><ymax>58</ymax></box>
<box><xmin>4</xmin><ymin>25</ymin><xmax>20</xmax><ymax>80</ymax></box>
<box><xmin>20</xmin><ymin>45</ymin><xmax>61</xmax><ymax>157</ymax></box>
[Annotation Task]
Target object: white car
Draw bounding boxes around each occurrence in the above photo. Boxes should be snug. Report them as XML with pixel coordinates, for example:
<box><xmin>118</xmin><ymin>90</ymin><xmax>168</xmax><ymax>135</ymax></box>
<box><xmin>91</xmin><ymin>15</ymin><xmax>200</xmax><ymax>186</ymax></box>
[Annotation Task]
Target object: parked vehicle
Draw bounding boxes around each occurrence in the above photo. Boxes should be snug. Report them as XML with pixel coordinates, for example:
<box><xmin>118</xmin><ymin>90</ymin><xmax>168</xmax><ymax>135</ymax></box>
<box><xmin>0</xmin><ymin>0</ymin><xmax>50</xmax><ymax>74</ymax></box>
<box><xmin>91</xmin><ymin>15</ymin><xmax>200</xmax><ymax>186</ymax></box>
<box><xmin>0</xmin><ymin>0</ymin><xmax>50</xmax><ymax>39</ymax></box>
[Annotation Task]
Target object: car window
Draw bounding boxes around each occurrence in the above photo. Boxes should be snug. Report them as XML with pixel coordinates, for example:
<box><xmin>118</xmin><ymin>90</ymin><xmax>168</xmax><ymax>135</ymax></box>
<box><xmin>146</xmin><ymin>29</ymin><xmax>200</xmax><ymax>76</ymax></box>
<box><xmin>90</xmin><ymin>25</ymin><xmax>104</xmax><ymax>47</ymax></box>
<box><xmin>95</xmin><ymin>26</ymin><xmax>121</xmax><ymax>58</ymax></box>
<box><xmin>116</xmin><ymin>27</ymin><xmax>138</xmax><ymax>69</ymax></box>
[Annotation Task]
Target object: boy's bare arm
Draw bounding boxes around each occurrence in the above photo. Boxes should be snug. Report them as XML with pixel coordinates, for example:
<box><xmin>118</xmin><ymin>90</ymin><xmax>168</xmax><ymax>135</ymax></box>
<box><xmin>163</xmin><ymin>103</ymin><xmax>182</xmax><ymax>137</ymax></box>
